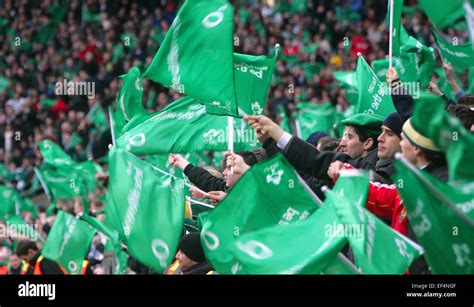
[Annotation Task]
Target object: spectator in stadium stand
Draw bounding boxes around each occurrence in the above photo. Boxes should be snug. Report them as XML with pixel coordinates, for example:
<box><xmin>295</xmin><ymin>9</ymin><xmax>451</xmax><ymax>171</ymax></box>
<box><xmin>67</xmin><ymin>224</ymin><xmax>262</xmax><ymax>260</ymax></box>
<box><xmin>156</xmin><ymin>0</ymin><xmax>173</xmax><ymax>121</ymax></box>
<box><xmin>164</xmin><ymin>232</ymin><xmax>214</xmax><ymax>275</ymax></box>
<box><xmin>16</xmin><ymin>239</ymin><xmax>65</xmax><ymax>275</ymax></box>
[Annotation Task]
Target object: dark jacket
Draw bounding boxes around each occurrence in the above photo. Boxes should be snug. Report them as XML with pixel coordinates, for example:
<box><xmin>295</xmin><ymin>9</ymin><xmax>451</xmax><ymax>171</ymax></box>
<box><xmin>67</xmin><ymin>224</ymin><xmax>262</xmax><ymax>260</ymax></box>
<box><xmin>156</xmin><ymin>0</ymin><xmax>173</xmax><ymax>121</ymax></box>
<box><xmin>29</xmin><ymin>251</ymin><xmax>64</xmax><ymax>275</ymax></box>
<box><xmin>371</xmin><ymin>158</ymin><xmax>397</xmax><ymax>184</ymax></box>
<box><xmin>183</xmin><ymin>164</ymin><xmax>228</xmax><ymax>192</ymax></box>
<box><xmin>182</xmin><ymin>261</ymin><xmax>214</xmax><ymax>275</ymax></box>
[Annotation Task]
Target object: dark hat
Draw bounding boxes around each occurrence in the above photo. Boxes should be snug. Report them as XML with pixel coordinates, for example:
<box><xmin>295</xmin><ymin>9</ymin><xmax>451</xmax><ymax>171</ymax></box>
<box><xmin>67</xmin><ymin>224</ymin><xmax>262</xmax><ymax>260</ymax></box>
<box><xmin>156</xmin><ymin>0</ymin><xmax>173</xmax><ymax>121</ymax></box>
<box><xmin>306</xmin><ymin>131</ymin><xmax>328</xmax><ymax>146</ymax></box>
<box><xmin>341</xmin><ymin>113</ymin><xmax>384</xmax><ymax>137</ymax></box>
<box><xmin>178</xmin><ymin>233</ymin><xmax>206</xmax><ymax>262</ymax></box>
<box><xmin>382</xmin><ymin>112</ymin><xmax>403</xmax><ymax>138</ymax></box>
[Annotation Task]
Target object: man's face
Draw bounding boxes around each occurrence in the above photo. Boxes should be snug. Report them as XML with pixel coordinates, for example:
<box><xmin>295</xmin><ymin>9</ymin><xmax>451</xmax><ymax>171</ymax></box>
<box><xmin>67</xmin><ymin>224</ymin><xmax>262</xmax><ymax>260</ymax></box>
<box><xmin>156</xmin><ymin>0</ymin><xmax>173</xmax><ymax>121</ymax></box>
<box><xmin>400</xmin><ymin>133</ymin><xmax>417</xmax><ymax>163</ymax></box>
<box><xmin>223</xmin><ymin>163</ymin><xmax>241</xmax><ymax>188</ymax></box>
<box><xmin>176</xmin><ymin>250</ymin><xmax>196</xmax><ymax>272</ymax></box>
<box><xmin>9</xmin><ymin>254</ymin><xmax>22</xmax><ymax>270</ymax></box>
<box><xmin>377</xmin><ymin>126</ymin><xmax>401</xmax><ymax>159</ymax></box>
<box><xmin>339</xmin><ymin>126</ymin><xmax>365</xmax><ymax>158</ymax></box>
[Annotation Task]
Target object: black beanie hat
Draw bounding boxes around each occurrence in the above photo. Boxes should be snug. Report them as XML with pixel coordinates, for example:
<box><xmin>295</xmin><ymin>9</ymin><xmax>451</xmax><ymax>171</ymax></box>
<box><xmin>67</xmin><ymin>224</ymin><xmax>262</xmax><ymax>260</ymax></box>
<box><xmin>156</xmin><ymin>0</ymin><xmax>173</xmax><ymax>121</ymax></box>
<box><xmin>178</xmin><ymin>233</ymin><xmax>206</xmax><ymax>262</ymax></box>
<box><xmin>382</xmin><ymin>112</ymin><xmax>403</xmax><ymax>138</ymax></box>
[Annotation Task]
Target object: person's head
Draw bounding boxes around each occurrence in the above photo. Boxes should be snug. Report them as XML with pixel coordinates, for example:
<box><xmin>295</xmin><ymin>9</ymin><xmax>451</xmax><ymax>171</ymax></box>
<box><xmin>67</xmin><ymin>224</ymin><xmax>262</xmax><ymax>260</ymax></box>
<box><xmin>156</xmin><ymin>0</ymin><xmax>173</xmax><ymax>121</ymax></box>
<box><xmin>223</xmin><ymin>151</ymin><xmax>256</xmax><ymax>188</ymax></box>
<box><xmin>316</xmin><ymin>136</ymin><xmax>339</xmax><ymax>151</ymax></box>
<box><xmin>377</xmin><ymin>112</ymin><xmax>403</xmax><ymax>159</ymax></box>
<box><xmin>9</xmin><ymin>253</ymin><xmax>22</xmax><ymax>270</ymax></box>
<box><xmin>176</xmin><ymin>233</ymin><xmax>206</xmax><ymax>271</ymax></box>
<box><xmin>306</xmin><ymin>131</ymin><xmax>328</xmax><ymax>147</ymax></box>
<box><xmin>447</xmin><ymin>104</ymin><xmax>474</xmax><ymax>132</ymax></box>
<box><xmin>340</xmin><ymin>113</ymin><xmax>382</xmax><ymax>158</ymax></box>
<box><xmin>16</xmin><ymin>240</ymin><xmax>38</xmax><ymax>263</ymax></box>
<box><xmin>400</xmin><ymin>119</ymin><xmax>445</xmax><ymax>167</ymax></box>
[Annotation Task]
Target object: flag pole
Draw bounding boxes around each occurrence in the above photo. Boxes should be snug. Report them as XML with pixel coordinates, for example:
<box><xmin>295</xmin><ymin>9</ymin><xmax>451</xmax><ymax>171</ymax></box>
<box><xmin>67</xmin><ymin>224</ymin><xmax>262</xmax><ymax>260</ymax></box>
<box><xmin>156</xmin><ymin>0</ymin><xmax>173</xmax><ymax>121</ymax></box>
<box><xmin>108</xmin><ymin>107</ymin><xmax>116</xmax><ymax>147</ymax></box>
<box><xmin>33</xmin><ymin>167</ymin><xmax>51</xmax><ymax>203</ymax></box>
<box><xmin>464</xmin><ymin>1</ymin><xmax>474</xmax><ymax>50</ymax></box>
<box><xmin>395</xmin><ymin>153</ymin><xmax>474</xmax><ymax>228</ymax></box>
<box><xmin>124</xmin><ymin>150</ymin><xmax>211</xmax><ymax>197</ymax></box>
<box><xmin>228</xmin><ymin>116</ymin><xmax>235</xmax><ymax>174</ymax></box>
<box><xmin>389</xmin><ymin>0</ymin><xmax>394</xmax><ymax>68</ymax></box>
<box><xmin>336</xmin><ymin>253</ymin><xmax>362</xmax><ymax>275</ymax></box>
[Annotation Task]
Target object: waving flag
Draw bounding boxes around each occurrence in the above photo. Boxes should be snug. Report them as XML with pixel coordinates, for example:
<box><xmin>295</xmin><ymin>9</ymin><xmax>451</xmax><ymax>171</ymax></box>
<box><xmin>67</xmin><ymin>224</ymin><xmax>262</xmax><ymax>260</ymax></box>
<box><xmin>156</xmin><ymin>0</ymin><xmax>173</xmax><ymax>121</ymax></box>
<box><xmin>144</xmin><ymin>0</ymin><xmax>238</xmax><ymax>117</ymax></box>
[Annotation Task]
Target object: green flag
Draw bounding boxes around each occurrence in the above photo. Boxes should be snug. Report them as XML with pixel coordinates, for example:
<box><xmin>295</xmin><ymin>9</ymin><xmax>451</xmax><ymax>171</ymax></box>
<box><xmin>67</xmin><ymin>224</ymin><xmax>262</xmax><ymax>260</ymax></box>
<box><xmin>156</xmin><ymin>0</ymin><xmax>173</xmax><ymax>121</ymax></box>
<box><xmin>0</xmin><ymin>185</ymin><xmax>20</xmax><ymax>220</ymax></box>
<box><xmin>371</xmin><ymin>53</ymin><xmax>418</xmax><ymax>84</ymax></box>
<box><xmin>86</xmin><ymin>103</ymin><xmax>109</xmax><ymax>135</ymax></box>
<box><xmin>42</xmin><ymin>210</ymin><xmax>96</xmax><ymax>274</ymax></box>
<box><xmin>419</xmin><ymin>0</ymin><xmax>471</xmax><ymax>29</ymax></box>
<box><xmin>116</xmin><ymin>67</ymin><xmax>147</xmax><ymax>122</ymax></box>
<box><xmin>400</xmin><ymin>27</ymin><xmax>436</xmax><ymax>89</ymax></box>
<box><xmin>393</xmin><ymin>158</ymin><xmax>474</xmax><ymax>274</ymax></box>
<box><xmin>234</xmin><ymin>50</ymin><xmax>278</xmax><ymax>116</ymax></box>
<box><xmin>387</xmin><ymin>0</ymin><xmax>404</xmax><ymax>56</ymax></box>
<box><xmin>199</xmin><ymin>154</ymin><xmax>319</xmax><ymax>274</ymax></box>
<box><xmin>80</xmin><ymin>214</ymin><xmax>128</xmax><ymax>275</ymax></box>
<box><xmin>328</xmin><ymin>173</ymin><xmax>423</xmax><ymax>274</ymax></box>
<box><xmin>294</xmin><ymin>102</ymin><xmax>339</xmax><ymax>139</ymax></box>
<box><xmin>356</xmin><ymin>55</ymin><xmax>396</xmax><ymax>116</ymax></box>
<box><xmin>411</xmin><ymin>93</ymin><xmax>474</xmax><ymax>186</ymax></box>
<box><xmin>432</xmin><ymin>30</ymin><xmax>474</xmax><ymax>68</ymax></box>
<box><xmin>107</xmin><ymin>148</ymin><xmax>186</xmax><ymax>273</ymax></box>
<box><xmin>143</xmin><ymin>0</ymin><xmax>239</xmax><ymax>117</ymax></box>
<box><xmin>36</xmin><ymin>166</ymin><xmax>87</xmax><ymax>200</ymax></box>
<box><xmin>333</xmin><ymin>71</ymin><xmax>357</xmax><ymax>88</ymax></box>
<box><xmin>116</xmin><ymin>96</ymin><xmax>259</xmax><ymax>155</ymax></box>
<box><xmin>18</xmin><ymin>197</ymin><xmax>39</xmax><ymax>219</ymax></box>
<box><xmin>229</xmin><ymin>203</ymin><xmax>346</xmax><ymax>274</ymax></box>
<box><xmin>39</xmin><ymin>140</ymin><xmax>75</xmax><ymax>167</ymax></box>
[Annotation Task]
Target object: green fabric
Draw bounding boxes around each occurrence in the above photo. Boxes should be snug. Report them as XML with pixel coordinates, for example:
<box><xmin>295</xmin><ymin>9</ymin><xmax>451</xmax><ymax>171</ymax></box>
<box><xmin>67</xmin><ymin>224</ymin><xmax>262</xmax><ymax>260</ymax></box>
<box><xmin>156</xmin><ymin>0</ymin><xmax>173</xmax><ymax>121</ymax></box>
<box><xmin>400</xmin><ymin>27</ymin><xmax>436</xmax><ymax>89</ymax></box>
<box><xmin>42</xmin><ymin>210</ymin><xmax>96</xmax><ymax>274</ymax></box>
<box><xmin>80</xmin><ymin>214</ymin><xmax>128</xmax><ymax>274</ymax></box>
<box><xmin>294</xmin><ymin>102</ymin><xmax>338</xmax><ymax>139</ymax></box>
<box><xmin>86</xmin><ymin>104</ymin><xmax>109</xmax><ymax>135</ymax></box>
<box><xmin>387</xmin><ymin>0</ymin><xmax>404</xmax><ymax>56</ymax></box>
<box><xmin>233</xmin><ymin>51</ymin><xmax>278</xmax><ymax>116</ymax></box>
<box><xmin>229</xmin><ymin>202</ymin><xmax>345</xmax><ymax>274</ymax></box>
<box><xmin>355</xmin><ymin>55</ymin><xmax>396</xmax><ymax>116</ymax></box>
<box><xmin>116</xmin><ymin>96</ymin><xmax>259</xmax><ymax>155</ymax></box>
<box><xmin>143</xmin><ymin>0</ymin><xmax>239</xmax><ymax>117</ymax></box>
<box><xmin>419</xmin><ymin>0</ymin><xmax>469</xmax><ymax>29</ymax></box>
<box><xmin>341</xmin><ymin>113</ymin><xmax>384</xmax><ymax>137</ymax></box>
<box><xmin>393</xmin><ymin>159</ymin><xmax>474</xmax><ymax>274</ymax></box>
<box><xmin>412</xmin><ymin>92</ymin><xmax>474</xmax><ymax>186</ymax></box>
<box><xmin>199</xmin><ymin>154</ymin><xmax>319</xmax><ymax>274</ymax></box>
<box><xmin>432</xmin><ymin>30</ymin><xmax>474</xmax><ymax>68</ymax></box>
<box><xmin>107</xmin><ymin>148</ymin><xmax>186</xmax><ymax>273</ymax></box>
<box><xmin>329</xmin><ymin>171</ymin><xmax>423</xmax><ymax>274</ymax></box>
<box><xmin>117</xmin><ymin>67</ymin><xmax>147</xmax><ymax>122</ymax></box>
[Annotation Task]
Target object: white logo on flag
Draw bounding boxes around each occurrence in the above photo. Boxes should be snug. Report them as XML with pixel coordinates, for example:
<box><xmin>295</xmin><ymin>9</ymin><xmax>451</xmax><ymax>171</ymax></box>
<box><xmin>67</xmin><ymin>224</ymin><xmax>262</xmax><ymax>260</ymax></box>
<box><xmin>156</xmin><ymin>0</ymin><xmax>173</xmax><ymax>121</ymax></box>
<box><xmin>202</xmin><ymin>230</ymin><xmax>219</xmax><ymax>250</ymax></box>
<box><xmin>452</xmin><ymin>243</ymin><xmax>472</xmax><ymax>267</ymax></box>
<box><xmin>152</xmin><ymin>239</ymin><xmax>170</xmax><ymax>268</ymax></box>
<box><xmin>265</xmin><ymin>164</ymin><xmax>284</xmax><ymax>185</ymax></box>
<box><xmin>251</xmin><ymin>101</ymin><xmax>263</xmax><ymax>115</ymax></box>
<box><xmin>202</xmin><ymin>129</ymin><xmax>224</xmax><ymax>145</ymax></box>
<box><xmin>202</xmin><ymin>5</ymin><xmax>227</xmax><ymax>28</ymax></box>
<box><xmin>236</xmin><ymin>240</ymin><xmax>273</xmax><ymax>260</ymax></box>
<box><xmin>68</xmin><ymin>261</ymin><xmax>78</xmax><ymax>273</ymax></box>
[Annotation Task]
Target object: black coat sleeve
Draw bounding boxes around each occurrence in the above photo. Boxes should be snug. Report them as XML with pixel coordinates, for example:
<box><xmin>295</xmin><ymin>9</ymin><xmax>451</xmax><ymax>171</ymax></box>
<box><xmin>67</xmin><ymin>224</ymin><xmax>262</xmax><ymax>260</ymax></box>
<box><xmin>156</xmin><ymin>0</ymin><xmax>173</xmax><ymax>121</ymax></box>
<box><xmin>262</xmin><ymin>138</ymin><xmax>281</xmax><ymax>158</ymax></box>
<box><xmin>281</xmin><ymin>136</ymin><xmax>353</xmax><ymax>182</ymax></box>
<box><xmin>183</xmin><ymin>164</ymin><xmax>227</xmax><ymax>192</ymax></box>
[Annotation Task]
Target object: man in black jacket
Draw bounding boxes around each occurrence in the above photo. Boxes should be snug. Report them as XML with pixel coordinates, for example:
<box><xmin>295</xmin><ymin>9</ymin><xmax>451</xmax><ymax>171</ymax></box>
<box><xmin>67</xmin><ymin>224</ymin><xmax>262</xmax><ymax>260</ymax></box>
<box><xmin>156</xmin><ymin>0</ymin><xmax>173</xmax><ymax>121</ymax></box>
<box><xmin>246</xmin><ymin>113</ymin><xmax>384</xmax><ymax>192</ymax></box>
<box><xmin>16</xmin><ymin>240</ymin><xmax>64</xmax><ymax>275</ymax></box>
